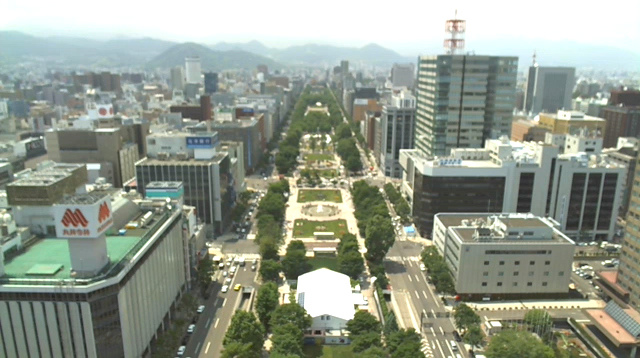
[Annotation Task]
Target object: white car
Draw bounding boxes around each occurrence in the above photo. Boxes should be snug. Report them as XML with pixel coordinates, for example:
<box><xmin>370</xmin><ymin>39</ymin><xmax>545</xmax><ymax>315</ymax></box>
<box><xmin>197</xmin><ymin>305</ymin><xmax>205</xmax><ymax>313</ymax></box>
<box><xmin>177</xmin><ymin>346</ymin><xmax>186</xmax><ymax>356</ymax></box>
<box><xmin>225</xmin><ymin>278</ymin><xmax>232</xmax><ymax>284</ymax></box>
<box><xmin>187</xmin><ymin>324</ymin><xmax>196</xmax><ymax>333</ymax></box>
<box><xmin>222</xmin><ymin>271</ymin><xmax>228</xmax><ymax>277</ymax></box>
<box><xmin>221</xmin><ymin>285</ymin><xmax>229</xmax><ymax>293</ymax></box>
<box><xmin>420</xmin><ymin>263</ymin><xmax>426</xmax><ymax>271</ymax></box>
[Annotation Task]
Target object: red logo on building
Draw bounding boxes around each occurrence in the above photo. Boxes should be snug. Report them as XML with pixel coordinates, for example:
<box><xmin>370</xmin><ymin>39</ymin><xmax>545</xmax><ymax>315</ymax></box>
<box><xmin>61</xmin><ymin>209</ymin><xmax>88</xmax><ymax>228</ymax></box>
<box><xmin>98</xmin><ymin>202</ymin><xmax>110</xmax><ymax>223</ymax></box>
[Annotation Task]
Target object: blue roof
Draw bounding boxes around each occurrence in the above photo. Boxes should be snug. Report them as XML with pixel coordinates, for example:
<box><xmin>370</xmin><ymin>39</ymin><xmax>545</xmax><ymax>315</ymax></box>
<box><xmin>404</xmin><ymin>226</ymin><xmax>416</xmax><ymax>233</ymax></box>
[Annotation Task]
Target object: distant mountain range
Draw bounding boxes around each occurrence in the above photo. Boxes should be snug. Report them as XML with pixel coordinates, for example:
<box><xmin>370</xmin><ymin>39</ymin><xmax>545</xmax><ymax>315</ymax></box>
<box><xmin>1</xmin><ymin>31</ymin><xmax>638</xmax><ymax>71</ymax></box>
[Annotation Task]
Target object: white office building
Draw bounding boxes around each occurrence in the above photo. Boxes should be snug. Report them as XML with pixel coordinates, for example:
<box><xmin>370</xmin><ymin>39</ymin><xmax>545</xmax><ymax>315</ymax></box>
<box><xmin>433</xmin><ymin>213</ymin><xmax>575</xmax><ymax>299</ymax></box>
<box><xmin>185</xmin><ymin>57</ymin><xmax>202</xmax><ymax>84</ymax></box>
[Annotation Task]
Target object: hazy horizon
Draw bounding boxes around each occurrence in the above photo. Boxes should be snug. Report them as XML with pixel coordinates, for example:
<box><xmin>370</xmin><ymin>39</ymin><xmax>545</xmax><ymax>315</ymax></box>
<box><xmin>3</xmin><ymin>0</ymin><xmax>640</xmax><ymax>56</ymax></box>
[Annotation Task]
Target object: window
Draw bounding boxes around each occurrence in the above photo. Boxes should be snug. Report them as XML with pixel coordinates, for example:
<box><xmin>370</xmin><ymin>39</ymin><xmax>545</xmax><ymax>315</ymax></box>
<box><xmin>514</xmin><ymin>271</ymin><xmax>519</xmax><ymax>276</ymax></box>
<box><xmin>483</xmin><ymin>272</ymin><xmax>488</xmax><ymax>277</ymax></box>
<box><xmin>530</xmin><ymin>261</ymin><xmax>535</xmax><ymax>265</ymax></box>
<box><xmin>544</xmin><ymin>271</ymin><xmax>549</xmax><ymax>276</ymax></box>
<box><xmin>545</xmin><ymin>261</ymin><xmax>550</xmax><ymax>265</ymax></box>
<box><xmin>527</xmin><ymin>282</ymin><xmax>533</xmax><ymax>286</ymax></box>
<box><xmin>515</xmin><ymin>261</ymin><xmax>520</xmax><ymax>265</ymax></box>
<box><xmin>482</xmin><ymin>282</ymin><xmax>487</xmax><ymax>286</ymax></box>
<box><xmin>497</xmin><ymin>282</ymin><xmax>503</xmax><ymax>286</ymax></box>
<box><xmin>321</xmin><ymin>316</ymin><xmax>325</xmax><ymax>320</ymax></box>
<box><xmin>326</xmin><ymin>316</ymin><xmax>330</xmax><ymax>320</ymax></box>
<box><xmin>315</xmin><ymin>330</ymin><xmax>321</xmax><ymax>335</ymax></box>
<box><xmin>498</xmin><ymin>272</ymin><xmax>504</xmax><ymax>276</ymax></box>
<box><xmin>529</xmin><ymin>271</ymin><xmax>534</xmax><ymax>276</ymax></box>
<box><xmin>499</xmin><ymin>261</ymin><xmax>505</xmax><ymax>265</ymax></box>
<box><xmin>559</xmin><ymin>271</ymin><xmax>564</xmax><ymax>276</ymax></box>
<box><xmin>484</xmin><ymin>261</ymin><xmax>490</xmax><ymax>265</ymax></box>
<box><xmin>542</xmin><ymin>282</ymin><xmax>548</xmax><ymax>286</ymax></box>
<box><xmin>513</xmin><ymin>282</ymin><xmax>518</xmax><ymax>286</ymax></box>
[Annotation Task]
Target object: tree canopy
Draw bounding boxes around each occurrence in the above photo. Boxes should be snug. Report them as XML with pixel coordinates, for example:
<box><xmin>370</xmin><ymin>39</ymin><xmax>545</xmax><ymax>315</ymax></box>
<box><xmin>282</xmin><ymin>240</ymin><xmax>311</xmax><ymax>280</ymax></box>
<box><xmin>259</xmin><ymin>259</ymin><xmax>282</xmax><ymax>282</ymax></box>
<box><xmin>485</xmin><ymin>330</ymin><xmax>555</xmax><ymax>358</ymax></box>
<box><xmin>255</xmin><ymin>282</ymin><xmax>279</xmax><ymax>330</ymax></box>
<box><xmin>222</xmin><ymin>311</ymin><xmax>265</xmax><ymax>357</ymax></box>
<box><xmin>453</xmin><ymin>303</ymin><xmax>481</xmax><ymax>332</ymax></box>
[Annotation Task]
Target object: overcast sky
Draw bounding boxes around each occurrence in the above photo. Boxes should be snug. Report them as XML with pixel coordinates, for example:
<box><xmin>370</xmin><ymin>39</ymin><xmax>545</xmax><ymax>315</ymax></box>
<box><xmin>3</xmin><ymin>0</ymin><xmax>639</xmax><ymax>55</ymax></box>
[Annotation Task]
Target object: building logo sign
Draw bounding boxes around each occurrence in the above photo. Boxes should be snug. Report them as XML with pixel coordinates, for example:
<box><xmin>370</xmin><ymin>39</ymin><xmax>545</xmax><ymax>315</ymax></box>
<box><xmin>186</xmin><ymin>136</ymin><xmax>214</xmax><ymax>149</ymax></box>
<box><xmin>54</xmin><ymin>198</ymin><xmax>113</xmax><ymax>239</ymax></box>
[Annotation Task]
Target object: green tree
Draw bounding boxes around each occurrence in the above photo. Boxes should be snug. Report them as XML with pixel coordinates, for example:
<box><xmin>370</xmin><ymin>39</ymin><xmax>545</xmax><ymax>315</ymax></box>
<box><xmin>197</xmin><ymin>256</ymin><xmax>215</xmax><ymax>294</ymax></box>
<box><xmin>257</xmin><ymin>214</ymin><xmax>282</xmax><ymax>243</ymax></box>
<box><xmin>350</xmin><ymin>331</ymin><xmax>383</xmax><ymax>353</ymax></box>
<box><xmin>269</xmin><ymin>179</ymin><xmax>290</xmax><ymax>196</ymax></box>
<box><xmin>259</xmin><ymin>259</ymin><xmax>282</xmax><ymax>282</ymax></box>
<box><xmin>338</xmin><ymin>250</ymin><xmax>365</xmax><ymax>280</ymax></box>
<box><xmin>346</xmin><ymin>155</ymin><xmax>363</xmax><ymax>172</ymax></box>
<box><xmin>222</xmin><ymin>311</ymin><xmax>265</xmax><ymax>357</ymax></box>
<box><xmin>282</xmin><ymin>240</ymin><xmax>311</xmax><ymax>280</ymax></box>
<box><xmin>271</xmin><ymin>303</ymin><xmax>312</xmax><ymax>332</ymax></box>
<box><xmin>270</xmin><ymin>322</ymin><xmax>304</xmax><ymax>357</ymax></box>
<box><xmin>383</xmin><ymin>311</ymin><xmax>399</xmax><ymax>337</ymax></box>
<box><xmin>463</xmin><ymin>325</ymin><xmax>484</xmax><ymax>347</ymax></box>
<box><xmin>453</xmin><ymin>304</ymin><xmax>480</xmax><ymax>332</ymax></box>
<box><xmin>260</xmin><ymin>237</ymin><xmax>280</xmax><ymax>261</ymax></box>
<box><xmin>347</xmin><ymin>311</ymin><xmax>381</xmax><ymax>336</ymax></box>
<box><xmin>220</xmin><ymin>341</ymin><xmax>254</xmax><ymax>358</ymax></box>
<box><xmin>256</xmin><ymin>282</ymin><xmax>279</xmax><ymax>330</ymax></box>
<box><xmin>337</xmin><ymin>233</ymin><xmax>359</xmax><ymax>254</ymax></box>
<box><xmin>485</xmin><ymin>330</ymin><xmax>555</xmax><ymax>358</ymax></box>
<box><xmin>524</xmin><ymin>309</ymin><xmax>553</xmax><ymax>342</ymax></box>
<box><xmin>386</xmin><ymin>329</ymin><xmax>425</xmax><ymax>358</ymax></box>
<box><xmin>364</xmin><ymin>215</ymin><xmax>395</xmax><ymax>262</ymax></box>
<box><xmin>360</xmin><ymin>346</ymin><xmax>388</xmax><ymax>358</ymax></box>
<box><xmin>258</xmin><ymin>193</ymin><xmax>285</xmax><ymax>222</ymax></box>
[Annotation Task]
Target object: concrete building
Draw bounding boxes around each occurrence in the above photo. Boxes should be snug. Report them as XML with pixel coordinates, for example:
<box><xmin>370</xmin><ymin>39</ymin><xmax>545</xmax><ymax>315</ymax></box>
<box><xmin>170</xmin><ymin>66</ymin><xmax>185</xmax><ymax>91</ymax></box>
<box><xmin>415</xmin><ymin>55</ymin><xmax>518</xmax><ymax>157</ymax></box>
<box><xmin>601</xmin><ymin>92</ymin><xmax>640</xmax><ymax>148</ymax></box>
<box><xmin>362</xmin><ymin>111</ymin><xmax>381</xmax><ymax>151</ymax></box>
<box><xmin>136</xmin><ymin>131</ymin><xmax>235</xmax><ymax>235</ymax></box>
<box><xmin>511</xmin><ymin>118</ymin><xmax>549</xmax><ymax>142</ymax></box>
<box><xmin>537</xmin><ymin>110</ymin><xmax>606</xmax><ymax>137</ymax></box>
<box><xmin>379</xmin><ymin>92</ymin><xmax>416</xmax><ymax>178</ymax></box>
<box><xmin>185</xmin><ymin>57</ymin><xmax>202</xmax><ymax>84</ymax></box>
<box><xmin>523</xmin><ymin>66</ymin><xmax>575</xmax><ymax>115</ymax></box>
<box><xmin>433</xmin><ymin>213</ymin><xmax>574</xmax><ymax>299</ymax></box>
<box><xmin>45</xmin><ymin>123</ymin><xmax>149</xmax><ymax>188</ymax></box>
<box><xmin>603</xmin><ymin>138</ymin><xmax>638</xmax><ymax>217</ymax></box>
<box><xmin>390</xmin><ymin>63</ymin><xmax>415</xmax><ymax>89</ymax></box>
<box><xmin>210</xmin><ymin>119</ymin><xmax>262</xmax><ymax>173</ymax></box>
<box><xmin>400</xmin><ymin>135</ymin><xmax>625</xmax><ymax>240</ymax></box>
<box><xmin>617</xmin><ymin>154</ymin><xmax>640</xmax><ymax>309</ymax></box>
<box><xmin>169</xmin><ymin>95</ymin><xmax>212</xmax><ymax>122</ymax></box>
<box><xmin>0</xmin><ymin>184</ymin><xmax>187</xmax><ymax>357</ymax></box>
<box><xmin>352</xmin><ymin>98</ymin><xmax>381</xmax><ymax>124</ymax></box>
<box><xmin>297</xmin><ymin>268</ymin><xmax>354</xmax><ymax>343</ymax></box>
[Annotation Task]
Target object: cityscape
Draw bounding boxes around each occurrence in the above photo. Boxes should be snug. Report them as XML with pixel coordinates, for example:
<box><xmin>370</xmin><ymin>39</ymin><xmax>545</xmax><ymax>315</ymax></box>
<box><xmin>1</xmin><ymin>4</ymin><xmax>640</xmax><ymax>358</ymax></box>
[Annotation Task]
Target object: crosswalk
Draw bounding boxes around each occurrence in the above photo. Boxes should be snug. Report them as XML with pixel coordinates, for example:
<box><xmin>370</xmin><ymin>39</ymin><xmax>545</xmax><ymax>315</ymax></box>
<box><xmin>386</xmin><ymin>256</ymin><xmax>421</xmax><ymax>262</ymax></box>
<box><xmin>421</xmin><ymin>338</ymin><xmax>434</xmax><ymax>357</ymax></box>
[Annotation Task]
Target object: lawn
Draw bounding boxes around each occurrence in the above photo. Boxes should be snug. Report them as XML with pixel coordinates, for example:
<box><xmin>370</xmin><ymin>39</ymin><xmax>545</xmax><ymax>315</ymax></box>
<box><xmin>303</xmin><ymin>345</ymin><xmax>356</xmax><ymax>358</ymax></box>
<box><xmin>298</xmin><ymin>189</ymin><xmax>342</xmax><ymax>203</ymax></box>
<box><xmin>301</xmin><ymin>168</ymin><xmax>339</xmax><ymax>179</ymax></box>
<box><xmin>308</xmin><ymin>256</ymin><xmax>339</xmax><ymax>272</ymax></box>
<box><xmin>293</xmin><ymin>219</ymin><xmax>349</xmax><ymax>238</ymax></box>
<box><xmin>305</xmin><ymin>153</ymin><xmax>334</xmax><ymax>162</ymax></box>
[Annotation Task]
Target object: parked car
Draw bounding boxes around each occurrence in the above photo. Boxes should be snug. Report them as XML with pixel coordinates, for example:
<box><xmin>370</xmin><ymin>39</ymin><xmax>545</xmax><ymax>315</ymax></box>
<box><xmin>453</xmin><ymin>330</ymin><xmax>462</xmax><ymax>342</ymax></box>
<box><xmin>187</xmin><ymin>324</ymin><xmax>195</xmax><ymax>334</ymax></box>
<box><xmin>177</xmin><ymin>346</ymin><xmax>186</xmax><ymax>356</ymax></box>
<box><xmin>221</xmin><ymin>285</ymin><xmax>229</xmax><ymax>293</ymax></box>
<box><xmin>197</xmin><ymin>305</ymin><xmax>205</xmax><ymax>313</ymax></box>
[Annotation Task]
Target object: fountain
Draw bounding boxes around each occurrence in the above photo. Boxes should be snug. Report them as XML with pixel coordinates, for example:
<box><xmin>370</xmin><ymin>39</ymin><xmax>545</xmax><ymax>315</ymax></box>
<box><xmin>302</xmin><ymin>204</ymin><xmax>338</xmax><ymax>217</ymax></box>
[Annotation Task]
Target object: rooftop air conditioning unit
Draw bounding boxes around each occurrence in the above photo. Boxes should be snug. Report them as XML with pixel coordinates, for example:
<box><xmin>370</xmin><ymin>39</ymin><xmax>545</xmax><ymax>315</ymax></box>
<box><xmin>157</xmin><ymin>152</ymin><xmax>169</xmax><ymax>160</ymax></box>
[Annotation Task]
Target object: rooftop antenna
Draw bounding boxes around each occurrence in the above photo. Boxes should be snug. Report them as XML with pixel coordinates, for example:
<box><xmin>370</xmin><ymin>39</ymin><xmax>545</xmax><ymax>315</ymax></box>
<box><xmin>444</xmin><ymin>10</ymin><xmax>466</xmax><ymax>55</ymax></box>
<box><xmin>532</xmin><ymin>50</ymin><xmax>538</xmax><ymax>66</ymax></box>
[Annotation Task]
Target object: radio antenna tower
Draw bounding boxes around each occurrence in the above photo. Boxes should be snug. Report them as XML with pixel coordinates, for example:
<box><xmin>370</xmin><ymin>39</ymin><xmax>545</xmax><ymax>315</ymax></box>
<box><xmin>444</xmin><ymin>10</ymin><xmax>466</xmax><ymax>55</ymax></box>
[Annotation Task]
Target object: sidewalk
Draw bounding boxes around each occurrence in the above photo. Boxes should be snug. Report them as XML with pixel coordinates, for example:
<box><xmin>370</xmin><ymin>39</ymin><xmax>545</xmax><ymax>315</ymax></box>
<box><xmin>468</xmin><ymin>298</ymin><xmax>605</xmax><ymax>311</ymax></box>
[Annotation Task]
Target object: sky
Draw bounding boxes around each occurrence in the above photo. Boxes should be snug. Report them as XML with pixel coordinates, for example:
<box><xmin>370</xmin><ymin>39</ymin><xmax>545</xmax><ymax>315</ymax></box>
<box><xmin>3</xmin><ymin>0</ymin><xmax>640</xmax><ymax>55</ymax></box>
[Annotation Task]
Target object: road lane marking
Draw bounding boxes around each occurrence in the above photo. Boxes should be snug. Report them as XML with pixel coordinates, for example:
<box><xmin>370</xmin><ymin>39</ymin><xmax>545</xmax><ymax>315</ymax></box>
<box><xmin>414</xmin><ymin>291</ymin><xmax>420</xmax><ymax>299</ymax></box>
<box><xmin>439</xmin><ymin>326</ymin><xmax>444</xmax><ymax>335</ymax></box>
<box><xmin>214</xmin><ymin>318</ymin><xmax>220</xmax><ymax>328</ymax></box>
<box><xmin>408</xmin><ymin>275</ymin><xmax>413</xmax><ymax>282</ymax></box>
<box><xmin>195</xmin><ymin>342</ymin><xmax>201</xmax><ymax>354</ymax></box>
<box><xmin>222</xmin><ymin>298</ymin><xmax>227</xmax><ymax>307</ymax></box>
<box><xmin>432</xmin><ymin>309</ymin><xmax>436</xmax><ymax>318</ymax></box>
<box><xmin>422</xmin><ymin>290</ymin><xmax>428</xmax><ymax>299</ymax></box>
<box><xmin>404</xmin><ymin>295</ymin><xmax>420</xmax><ymax>330</ymax></box>
<box><xmin>206</xmin><ymin>318</ymin><xmax>211</xmax><ymax>327</ymax></box>
<box><xmin>415</xmin><ymin>274</ymin><xmax>420</xmax><ymax>282</ymax></box>
<box><xmin>434</xmin><ymin>338</ymin><xmax>446</xmax><ymax>358</ymax></box>
<box><xmin>204</xmin><ymin>342</ymin><xmax>211</xmax><ymax>354</ymax></box>
<box><xmin>430</xmin><ymin>327</ymin><xmax>435</xmax><ymax>335</ymax></box>
<box><xmin>391</xmin><ymin>294</ymin><xmax>406</xmax><ymax>329</ymax></box>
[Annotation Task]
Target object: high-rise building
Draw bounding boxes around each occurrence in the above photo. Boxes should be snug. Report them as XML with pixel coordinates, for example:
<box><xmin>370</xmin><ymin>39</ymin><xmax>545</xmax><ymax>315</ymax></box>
<box><xmin>390</xmin><ymin>63</ymin><xmax>415</xmax><ymax>88</ymax></box>
<box><xmin>415</xmin><ymin>55</ymin><xmax>518</xmax><ymax>157</ymax></box>
<box><xmin>171</xmin><ymin>66</ymin><xmax>185</xmax><ymax>90</ymax></box>
<box><xmin>379</xmin><ymin>92</ymin><xmax>416</xmax><ymax>178</ymax></box>
<box><xmin>601</xmin><ymin>90</ymin><xmax>640</xmax><ymax>148</ymax></box>
<box><xmin>1</xmin><ymin>165</ymin><xmax>188</xmax><ymax>358</ymax></box>
<box><xmin>433</xmin><ymin>213</ymin><xmax>575</xmax><ymax>300</ymax></box>
<box><xmin>400</xmin><ymin>135</ymin><xmax>625</xmax><ymax>239</ymax></box>
<box><xmin>523</xmin><ymin>66</ymin><xmax>575</xmax><ymax>115</ymax></box>
<box><xmin>537</xmin><ymin>110</ymin><xmax>605</xmax><ymax>137</ymax></box>
<box><xmin>340</xmin><ymin>60</ymin><xmax>349</xmax><ymax>76</ymax></box>
<box><xmin>185</xmin><ymin>57</ymin><xmax>202</xmax><ymax>84</ymax></box>
<box><xmin>170</xmin><ymin>95</ymin><xmax>212</xmax><ymax>122</ymax></box>
<box><xmin>136</xmin><ymin>131</ymin><xmax>234</xmax><ymax>234</ymax></box>
<box><xmin>617</xmin><ymin>155</ymin><xmax>640</xmax><ymax>308</ymax></box>
<box><xmin>204</xmin><ymin>72</ymin><xmax>219</xmax><ymax>94</ymax></box>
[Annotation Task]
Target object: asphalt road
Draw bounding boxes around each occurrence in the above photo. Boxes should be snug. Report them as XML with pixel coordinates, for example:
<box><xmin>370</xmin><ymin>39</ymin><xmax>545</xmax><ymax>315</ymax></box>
<box><xmin>385</xmin><ymin>240</ymin><xmax>466</xmax><ymax>358</ymax></box>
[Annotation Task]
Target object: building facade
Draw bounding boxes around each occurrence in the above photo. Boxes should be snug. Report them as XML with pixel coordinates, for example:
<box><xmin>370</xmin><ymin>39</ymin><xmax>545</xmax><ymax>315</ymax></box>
<box><xmin>523</xmin><ymin>66</ymin><xmax>575</xmax><ymax>115</ymax></box>
<box><xmin>618</xmin><ymin>154</ymin><xmax>640</xmax><ymax>309</ymax></box>
<box><xmin>433</xmin><ymin>213</ymin><xmax>574</xmax><ymax>299</ymax></box>
<box><xmin>537</xmin><ymin>110</ymin><xmax>606</xmax><ymax>137</ymax></box>
<box><xmin>204</xmin><ymin>72</ymin><xmax>218</xmax><ymax>94</ymax></box>
<box><xmin>185</xmin><ymin>57</ymin><xmax>201</xmax><ymax>84</ymax></box>
<box><xmin>401</xmin><ymin>135</ymin><xmax>625</xmax><ymax>240</ymax></box>
<box><xmin>390</xmin><ymin>63</ymin><xmax>415</xmax><ymax>88</ymax></box>
<box><xmin>379</xmin><ymin>92</ymin><xmax>416</xmax><ymax>178</ymax></box>
<box><xmin>415</xmin><ymin>55</ymin><xmax>518</xmax><ymax>157</ymax></box>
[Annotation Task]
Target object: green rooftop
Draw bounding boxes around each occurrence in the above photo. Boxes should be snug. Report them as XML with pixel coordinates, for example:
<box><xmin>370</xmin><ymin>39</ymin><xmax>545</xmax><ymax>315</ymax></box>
<box><xmin>3</xmin><ymin>236</ymin><xmax>141</xmax><ymax>280</ymax></box>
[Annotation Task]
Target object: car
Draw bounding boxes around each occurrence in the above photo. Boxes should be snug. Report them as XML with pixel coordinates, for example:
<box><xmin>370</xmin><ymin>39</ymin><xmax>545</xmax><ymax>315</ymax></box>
<box><xmin>234</xmin><ymin>284</ymin><xmax>242</xmax><ymax>291</ymax></box>
<box><xmin>222</xmin><ymin>271</ymin><xmax>228</xmax><ymax>277</ymax></box>
<box><xmin>251</xmin><ymin>265</ymin><xmax>256</xmax><ymax>271</ymax></box>
<box><xmin>197</xmin><ymin>305</ymin><xmax>205</xmax><ymax>313</ymax></box>
<box><xmin>225</xmin><ymin>278</ymin><xmax>232</xmax><ymax>284</ymax></box>
<box><xmin>263</xmin><ymin>177</ymin><xmax>268</xmax><ymax>181</ymax></box>
<box><xmin>420</xmin><ymin>263</ymin><xmax>426</xmax><ymax>272</ymax></box>
<box><xmin>453</xmin><ymin>330</ymin><xmax>462</xmax><ymax>342</ymax></box>
<box><xmin>187</xmin><ymin>324</ymin><xmax>196</xmax><ymax>334</ymax></box>
<box><xmin>177</xmin><ymin>345</ymin><xmax>186</xmax><ymax>356</ymax></box>
<box><xmin>252</xmin><ymin>259</ymin><xmax>258</xmax><ymax>265</ymax></box>
<box><xmin>221</xmin><ymin>285</ymin><xmax>229</xmax><ymax>293</ymax></box>
<box><xmin>218</xmin><ymin>263</ymin><xmax>225</xmax><ymax>269</ymax></box>
<box><xmin>584</xmin><ymin>274</ymin><xmax>593</xmax><ymax>280</ymax></box>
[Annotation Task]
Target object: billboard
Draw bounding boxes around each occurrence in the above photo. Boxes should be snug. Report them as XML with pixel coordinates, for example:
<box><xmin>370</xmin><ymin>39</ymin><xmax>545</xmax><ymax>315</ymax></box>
<box><xmin>186</xmin><ymin>136</ymin><xmax>214</xmax><ymax>149</ymax></box>
<box><xmin>54</xmin><ymin>198</ymin><xmax>113</xmax><ymax>238</ymax></box>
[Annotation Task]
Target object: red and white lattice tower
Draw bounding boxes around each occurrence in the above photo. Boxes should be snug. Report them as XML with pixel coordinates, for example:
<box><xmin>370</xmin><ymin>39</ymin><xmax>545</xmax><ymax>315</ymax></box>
<box><xmin>444</xmin><ymin>10</ymin><xmax>466</xmax><ymax>55</ymax></box>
